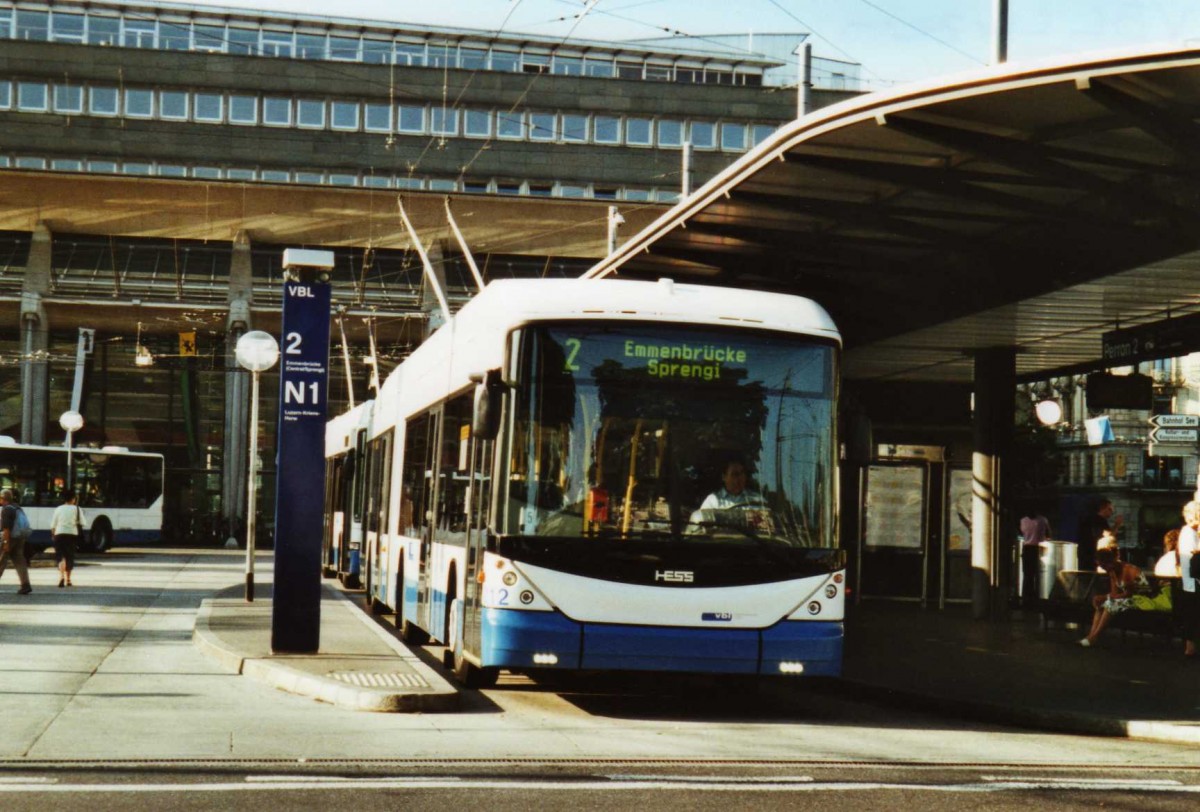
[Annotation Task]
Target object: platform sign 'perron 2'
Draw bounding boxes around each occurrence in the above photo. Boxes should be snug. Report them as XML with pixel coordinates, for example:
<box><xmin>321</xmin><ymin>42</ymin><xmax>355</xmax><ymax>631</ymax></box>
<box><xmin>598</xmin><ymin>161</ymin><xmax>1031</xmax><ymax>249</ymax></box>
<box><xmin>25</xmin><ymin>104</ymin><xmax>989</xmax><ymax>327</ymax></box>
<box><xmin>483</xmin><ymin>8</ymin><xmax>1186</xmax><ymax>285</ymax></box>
<box><xmin>271</xmin><ymin>249</ymin><xmax>334</xmax><ymax>654</ymax></box>
<box><xmin>1102</xmin><ymin>312</ymin><xmax>1200</xmax><ymax>366</ymax></box>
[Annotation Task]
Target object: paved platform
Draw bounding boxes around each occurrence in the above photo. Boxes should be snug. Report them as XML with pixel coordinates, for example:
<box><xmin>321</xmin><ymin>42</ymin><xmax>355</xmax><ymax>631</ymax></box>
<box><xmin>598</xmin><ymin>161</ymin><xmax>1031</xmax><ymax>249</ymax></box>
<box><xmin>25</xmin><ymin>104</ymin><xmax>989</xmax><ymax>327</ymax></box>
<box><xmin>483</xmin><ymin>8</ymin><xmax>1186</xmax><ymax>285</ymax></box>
<box><xmin>192</xmin><ymin>580</ymin><xmax>459</xmax><ymax>713</ymax></box>
<box><xmin>190</xmin><ymin>558</ymin><xmax>1200</xmax><ymax>746</ymax></box>
<box><xmin>840</xmin><ymin>600</ymin><xmax>1200</xmax><ymax>746</ymax></box>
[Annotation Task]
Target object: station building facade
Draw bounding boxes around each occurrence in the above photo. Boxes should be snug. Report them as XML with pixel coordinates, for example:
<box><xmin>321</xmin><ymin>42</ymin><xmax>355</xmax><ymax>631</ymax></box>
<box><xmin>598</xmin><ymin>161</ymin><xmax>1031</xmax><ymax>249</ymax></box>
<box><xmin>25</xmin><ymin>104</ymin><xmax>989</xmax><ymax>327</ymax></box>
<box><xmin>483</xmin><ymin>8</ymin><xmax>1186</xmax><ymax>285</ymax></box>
<box><xmin>0</xmin><ymin>0</ymin><xmax>859</xmax><ymax>544</ymax></box>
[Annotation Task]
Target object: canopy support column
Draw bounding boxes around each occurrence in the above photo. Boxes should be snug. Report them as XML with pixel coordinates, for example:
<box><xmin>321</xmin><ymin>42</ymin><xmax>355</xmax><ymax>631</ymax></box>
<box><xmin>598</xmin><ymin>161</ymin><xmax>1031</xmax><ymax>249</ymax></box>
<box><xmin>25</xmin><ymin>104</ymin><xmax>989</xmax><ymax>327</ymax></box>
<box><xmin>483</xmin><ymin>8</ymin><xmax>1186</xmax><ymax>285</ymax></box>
<box><xmin>972</xmin><ymin>347</ymin><xmax>1015</xmax><ymax>620</ymax></box>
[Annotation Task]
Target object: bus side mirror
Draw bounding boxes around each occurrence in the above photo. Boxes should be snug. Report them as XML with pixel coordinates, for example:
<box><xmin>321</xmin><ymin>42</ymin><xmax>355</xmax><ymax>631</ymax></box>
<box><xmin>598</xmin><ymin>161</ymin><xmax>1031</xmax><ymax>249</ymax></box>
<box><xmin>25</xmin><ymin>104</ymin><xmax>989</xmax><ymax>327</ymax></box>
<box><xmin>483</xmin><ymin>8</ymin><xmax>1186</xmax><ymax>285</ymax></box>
<box><xmin>471</xmin><ymin>369</ymin><xmax>505</xmax><ymax>440</ymax></box>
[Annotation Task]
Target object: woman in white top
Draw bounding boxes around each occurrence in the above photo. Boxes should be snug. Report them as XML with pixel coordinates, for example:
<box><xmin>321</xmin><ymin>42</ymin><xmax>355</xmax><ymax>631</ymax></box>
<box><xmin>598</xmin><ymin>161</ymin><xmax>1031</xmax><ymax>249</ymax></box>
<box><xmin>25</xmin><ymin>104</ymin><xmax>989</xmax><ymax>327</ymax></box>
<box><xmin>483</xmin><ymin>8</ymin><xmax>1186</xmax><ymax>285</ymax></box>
<box><xmin>49</xmin><ymin>491</ymin><xmax>84</xmax><ymax>588</ymax></box>
<box><xmin>1155</xmin><ymin>529</ymin><xmax>1181</xmax><ymax>577</ymax></box>
<box><xmin>1177</xmin><ymin>501</ymin><xmax>1200</xmax><ymax>658</ymax></box>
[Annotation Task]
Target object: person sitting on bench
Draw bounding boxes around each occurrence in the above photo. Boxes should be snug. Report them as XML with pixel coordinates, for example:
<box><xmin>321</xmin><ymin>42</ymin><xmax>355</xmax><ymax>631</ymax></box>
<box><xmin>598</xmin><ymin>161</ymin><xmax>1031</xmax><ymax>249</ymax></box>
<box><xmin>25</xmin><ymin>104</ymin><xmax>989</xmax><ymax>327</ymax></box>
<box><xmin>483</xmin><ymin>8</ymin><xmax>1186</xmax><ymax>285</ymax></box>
<box><xmin>1080</xmin><ymin>533</ymin><xmax>1144</xmax><ymax>647</ymax></box>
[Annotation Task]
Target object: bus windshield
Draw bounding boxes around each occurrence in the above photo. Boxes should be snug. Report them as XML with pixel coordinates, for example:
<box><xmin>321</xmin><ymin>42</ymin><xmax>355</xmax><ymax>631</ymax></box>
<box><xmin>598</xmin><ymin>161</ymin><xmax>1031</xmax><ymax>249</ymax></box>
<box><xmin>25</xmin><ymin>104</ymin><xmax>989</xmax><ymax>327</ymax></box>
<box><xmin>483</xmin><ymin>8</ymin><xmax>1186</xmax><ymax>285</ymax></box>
<box><xmin>501</xmin><ymin>324</ymin><xmax>837</xmax><ymax>551</ymax></box>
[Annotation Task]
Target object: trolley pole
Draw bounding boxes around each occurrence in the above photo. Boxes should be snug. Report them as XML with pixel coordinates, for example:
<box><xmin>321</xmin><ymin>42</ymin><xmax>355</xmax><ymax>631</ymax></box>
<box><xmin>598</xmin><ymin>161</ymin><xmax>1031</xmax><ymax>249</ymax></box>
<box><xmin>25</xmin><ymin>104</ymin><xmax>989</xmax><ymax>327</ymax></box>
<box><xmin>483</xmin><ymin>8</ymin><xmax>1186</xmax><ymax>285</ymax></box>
<box><xmin>992</xmin><ymin>0</ymin><xmax>1008</xmax><ymax>65</ymax></box>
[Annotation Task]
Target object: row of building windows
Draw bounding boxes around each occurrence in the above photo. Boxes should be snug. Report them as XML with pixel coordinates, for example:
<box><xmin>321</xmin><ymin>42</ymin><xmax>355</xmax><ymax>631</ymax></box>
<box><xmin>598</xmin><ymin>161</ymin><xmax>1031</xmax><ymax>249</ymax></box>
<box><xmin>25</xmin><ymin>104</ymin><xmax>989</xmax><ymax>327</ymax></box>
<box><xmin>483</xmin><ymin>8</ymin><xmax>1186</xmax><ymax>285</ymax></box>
<box><xmin>0</xmin><ymin>80</ymin><xmax>778</xmax><ymax>152</ymax></box>
<box><xmin>0</xmin><ymin>4</ymin><xmax>769</xmax><ymax>86</ymax></box>
<box><xmin>0</xmin><ymin>154</ymin><xmax>684</xmax><ymax>202</ymax></box>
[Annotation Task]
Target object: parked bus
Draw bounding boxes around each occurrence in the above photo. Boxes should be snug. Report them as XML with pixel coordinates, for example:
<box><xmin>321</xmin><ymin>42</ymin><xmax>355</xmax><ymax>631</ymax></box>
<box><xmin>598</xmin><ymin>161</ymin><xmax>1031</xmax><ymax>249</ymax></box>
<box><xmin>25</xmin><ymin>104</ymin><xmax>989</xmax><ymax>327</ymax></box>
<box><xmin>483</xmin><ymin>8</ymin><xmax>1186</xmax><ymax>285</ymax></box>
<box><xmin>322</xmin><ymin>400</ymin><xmax>373</xmax><ymax>586</ymax></box>
<box><xmin>354</xmin><ymin>277</ymin><xmax>844</xmax><ymax>686</ymax></box>
<box><xmin>0</xmin><ymin>437</ymin><xmax>164</xmax><ymax>552</ymax></box>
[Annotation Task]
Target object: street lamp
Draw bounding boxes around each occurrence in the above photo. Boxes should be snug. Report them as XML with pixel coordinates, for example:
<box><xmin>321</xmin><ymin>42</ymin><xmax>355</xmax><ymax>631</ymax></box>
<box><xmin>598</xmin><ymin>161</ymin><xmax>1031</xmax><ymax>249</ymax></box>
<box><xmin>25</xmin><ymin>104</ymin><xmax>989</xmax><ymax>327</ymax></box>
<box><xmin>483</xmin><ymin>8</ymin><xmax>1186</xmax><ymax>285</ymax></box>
<box><xmin>235</xmin><ymin>330</ymin><xmax>279</xmax><ymax>602</ymax></box>
<box><xmin>1034</xmin><ymin>398</ymin><xmax>1063</xmax><ymax>426</ymax></box>
<box><xmin>59</xmin><ymin>410</ymin><xmax>84</xmax><ymax>492</ymax></box>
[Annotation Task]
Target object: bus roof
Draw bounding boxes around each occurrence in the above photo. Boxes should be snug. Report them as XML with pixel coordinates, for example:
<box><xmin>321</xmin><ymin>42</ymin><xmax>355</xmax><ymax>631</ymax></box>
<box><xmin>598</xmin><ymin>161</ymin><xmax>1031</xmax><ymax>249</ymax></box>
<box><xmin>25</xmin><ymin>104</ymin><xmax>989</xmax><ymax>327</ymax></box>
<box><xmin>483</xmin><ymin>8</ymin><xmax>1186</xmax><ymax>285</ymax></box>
<box><xmin>453</xmin><ymin>278</ymin><xmax>840</xmax><ymax>342</ymax></box>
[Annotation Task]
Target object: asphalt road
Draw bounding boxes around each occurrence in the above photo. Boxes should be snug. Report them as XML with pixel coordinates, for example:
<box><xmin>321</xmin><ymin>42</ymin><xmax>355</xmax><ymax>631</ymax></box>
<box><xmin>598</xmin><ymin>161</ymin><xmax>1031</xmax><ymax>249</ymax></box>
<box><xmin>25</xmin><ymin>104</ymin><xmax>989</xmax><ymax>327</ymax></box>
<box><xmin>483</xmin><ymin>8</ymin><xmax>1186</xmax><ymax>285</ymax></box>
<box><xmin>1</xmin><ymin>548</ymin><xmax>1198</xmax><ymax>810</ymax></box>
<box><xmin>0</xmin><ymin>764</ymin><xmax>1199</xmax><ymax>811</ymax></box>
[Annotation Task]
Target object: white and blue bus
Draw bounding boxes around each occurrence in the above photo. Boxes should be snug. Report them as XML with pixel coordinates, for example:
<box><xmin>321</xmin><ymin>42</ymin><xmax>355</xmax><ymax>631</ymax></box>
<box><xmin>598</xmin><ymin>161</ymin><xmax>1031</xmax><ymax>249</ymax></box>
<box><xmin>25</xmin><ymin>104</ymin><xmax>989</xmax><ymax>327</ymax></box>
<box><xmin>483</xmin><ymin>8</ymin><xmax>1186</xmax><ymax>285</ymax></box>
<box><xmin>0</xmin><ymin>437</ymin><xmax>164</xmax><ymax>552</ymax></box>
<box><xmin>355</xmin><ymin>277</ymin><xmax>844</xmax><ymax>686</ymax></box>
<box><xmin>323</xmin><ymin>400</ymin><xmax>373</xmax><ymax>586</ymax></box>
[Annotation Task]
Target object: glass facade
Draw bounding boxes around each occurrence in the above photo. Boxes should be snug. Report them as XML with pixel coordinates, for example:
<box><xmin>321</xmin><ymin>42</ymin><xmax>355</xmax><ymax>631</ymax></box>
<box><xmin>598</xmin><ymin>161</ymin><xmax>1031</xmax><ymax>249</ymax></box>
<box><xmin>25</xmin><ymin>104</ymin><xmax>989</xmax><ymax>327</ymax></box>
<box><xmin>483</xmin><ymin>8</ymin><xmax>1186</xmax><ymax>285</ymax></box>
<box><xmin>0</xmin><ymin>1</ymin><xmax>775</xmax><ymax>87</ymax></box>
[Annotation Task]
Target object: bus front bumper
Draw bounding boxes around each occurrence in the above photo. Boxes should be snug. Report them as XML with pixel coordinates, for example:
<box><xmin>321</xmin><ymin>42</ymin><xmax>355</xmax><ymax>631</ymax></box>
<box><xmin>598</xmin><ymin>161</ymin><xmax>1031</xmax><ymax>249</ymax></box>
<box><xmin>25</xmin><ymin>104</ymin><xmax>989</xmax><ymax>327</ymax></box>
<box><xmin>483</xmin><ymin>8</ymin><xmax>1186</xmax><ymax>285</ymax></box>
<box><xmin>480</xmin><ymin>607</ymin><xmax>842</xmax><ymax>677</ymax></box>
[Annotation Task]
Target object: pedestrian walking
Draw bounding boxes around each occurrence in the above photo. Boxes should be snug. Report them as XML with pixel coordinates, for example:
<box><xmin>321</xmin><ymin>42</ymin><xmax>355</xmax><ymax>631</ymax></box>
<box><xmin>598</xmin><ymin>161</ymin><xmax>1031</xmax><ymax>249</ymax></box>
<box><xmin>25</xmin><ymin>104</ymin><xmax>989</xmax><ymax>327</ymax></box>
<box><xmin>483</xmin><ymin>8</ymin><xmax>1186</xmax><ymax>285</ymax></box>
<box><xmin>50</xmin><ymin>491</ymin><xmax>84</xmax><ymax>588</ymax></box>
<box><xmin>0</xmin><ymin>488</ymin><xmax>33</xmax><ymax>595</ymax></box>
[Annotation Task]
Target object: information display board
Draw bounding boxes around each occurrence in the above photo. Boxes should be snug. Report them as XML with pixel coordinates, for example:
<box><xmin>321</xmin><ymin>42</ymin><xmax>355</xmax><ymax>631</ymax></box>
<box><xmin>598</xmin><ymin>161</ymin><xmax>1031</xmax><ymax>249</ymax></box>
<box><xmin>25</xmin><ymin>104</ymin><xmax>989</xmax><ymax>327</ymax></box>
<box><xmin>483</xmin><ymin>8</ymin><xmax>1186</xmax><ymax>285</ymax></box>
<box><xmin>864</xmin><ymin>464</ymin><xmax>925</xmax><ymax>550</ymax></box>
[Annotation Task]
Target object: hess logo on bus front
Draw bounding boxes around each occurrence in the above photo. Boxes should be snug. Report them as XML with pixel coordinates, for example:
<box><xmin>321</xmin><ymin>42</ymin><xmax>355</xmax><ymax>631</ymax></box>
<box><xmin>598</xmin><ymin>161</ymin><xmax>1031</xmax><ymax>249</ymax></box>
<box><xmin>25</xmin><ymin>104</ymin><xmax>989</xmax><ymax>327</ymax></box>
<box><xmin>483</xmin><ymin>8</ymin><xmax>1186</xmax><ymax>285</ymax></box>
<box><xmin>655</xmin><ymin>570</ymin><xmax>694</xmax><ymax>583</ymax></box>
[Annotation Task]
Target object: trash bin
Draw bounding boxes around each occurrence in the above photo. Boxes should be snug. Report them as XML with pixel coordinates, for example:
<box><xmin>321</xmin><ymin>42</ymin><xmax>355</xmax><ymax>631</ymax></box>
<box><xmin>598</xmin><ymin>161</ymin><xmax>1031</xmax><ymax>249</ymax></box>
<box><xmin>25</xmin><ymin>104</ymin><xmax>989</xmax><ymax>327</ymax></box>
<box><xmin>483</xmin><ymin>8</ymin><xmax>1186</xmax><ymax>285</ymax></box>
<box><xmin>1038</xmin><ymin>540</ymin><xmax>1078</xmax><ymax>599</ymax></box>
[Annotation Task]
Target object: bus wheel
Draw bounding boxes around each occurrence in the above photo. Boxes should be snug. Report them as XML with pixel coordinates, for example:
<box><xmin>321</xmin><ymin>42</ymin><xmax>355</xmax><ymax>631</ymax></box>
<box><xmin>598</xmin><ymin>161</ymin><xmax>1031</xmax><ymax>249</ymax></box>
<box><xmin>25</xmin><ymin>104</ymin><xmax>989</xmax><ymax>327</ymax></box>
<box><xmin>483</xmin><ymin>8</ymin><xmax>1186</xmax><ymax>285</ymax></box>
<box><xmin>454</xmin><ymin>653</ymin><xmax>499</xmax><ymax>689</ymax></box>
<box><xmin>448</xmin><ymin>599</ymin><xmax>498</xmax><ymax>688</ymax></box>
<box><xmin>89</xmin><ymin>521</ymin><xmax>113</xmax><ymax>553</ymax></box>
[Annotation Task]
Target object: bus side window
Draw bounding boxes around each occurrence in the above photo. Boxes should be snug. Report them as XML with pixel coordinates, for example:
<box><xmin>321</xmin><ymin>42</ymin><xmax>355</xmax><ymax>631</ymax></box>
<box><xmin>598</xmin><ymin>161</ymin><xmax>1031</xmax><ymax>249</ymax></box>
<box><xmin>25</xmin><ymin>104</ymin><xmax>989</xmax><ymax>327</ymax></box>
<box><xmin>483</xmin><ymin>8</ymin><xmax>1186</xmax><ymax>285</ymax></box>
<box><xmin>470</xmin><ymin>435</ymin><xmax>495</xmax><ymax>559</ymax></box>
<box><xmin>373</xmin><ymin>430</ymin><xmax>393</xmax><ymax>537</ymax></box>
<box><xmin>401</xmin><ymin>414</ymin><xmax>433</xmax><ymax>537</ymax></box>
<box><xmin>434</xmin><ymin>394</ymin><xmax>473</xmax><ymax>540</ymax></box>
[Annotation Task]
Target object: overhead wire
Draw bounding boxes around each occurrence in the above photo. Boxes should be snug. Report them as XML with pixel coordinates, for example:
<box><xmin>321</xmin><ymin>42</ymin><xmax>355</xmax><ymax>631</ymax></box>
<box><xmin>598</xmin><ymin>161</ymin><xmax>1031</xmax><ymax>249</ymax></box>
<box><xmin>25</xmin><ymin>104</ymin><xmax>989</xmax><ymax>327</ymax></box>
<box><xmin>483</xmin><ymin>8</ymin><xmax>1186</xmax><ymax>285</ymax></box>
<box><xmin>457</xmin><ymin>0</ymin><xmax>602</xmax><ymax>178</ymax></box>
<box><xmin>761</xmin><ymin>0</ymin><xmax>888</xmax><ymax>86</ymax></box>
<box><xmin>854</xmin><ymin>0</ymin><xmax>985</xmax><ymax>67</ymax></box>
<box><xmin>541</xmin><ymin>0</ymin><xmax>816</xmax><ymax>73</ymax></box>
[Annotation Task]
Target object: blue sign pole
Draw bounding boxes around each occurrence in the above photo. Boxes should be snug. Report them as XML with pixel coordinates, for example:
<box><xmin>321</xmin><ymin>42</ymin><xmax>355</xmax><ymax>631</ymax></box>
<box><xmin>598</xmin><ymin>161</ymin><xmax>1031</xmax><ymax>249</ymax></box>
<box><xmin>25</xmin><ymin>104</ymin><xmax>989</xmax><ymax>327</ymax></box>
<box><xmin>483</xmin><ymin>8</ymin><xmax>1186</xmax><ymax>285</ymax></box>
<box><xmin>271</xmin><ymin>276</ymin><xmax>331</xmax><ymax>653</ymax></box>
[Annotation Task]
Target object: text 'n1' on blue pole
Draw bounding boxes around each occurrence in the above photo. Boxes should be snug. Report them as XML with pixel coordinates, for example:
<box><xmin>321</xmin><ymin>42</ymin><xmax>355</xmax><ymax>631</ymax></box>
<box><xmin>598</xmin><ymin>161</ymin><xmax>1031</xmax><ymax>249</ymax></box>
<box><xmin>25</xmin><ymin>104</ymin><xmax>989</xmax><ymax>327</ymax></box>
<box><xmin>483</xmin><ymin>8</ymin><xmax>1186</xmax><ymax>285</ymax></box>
<box><xmin>271</xmin><ymin>248</ymin><xmax>334</xmax><ymax>654</ymax></box>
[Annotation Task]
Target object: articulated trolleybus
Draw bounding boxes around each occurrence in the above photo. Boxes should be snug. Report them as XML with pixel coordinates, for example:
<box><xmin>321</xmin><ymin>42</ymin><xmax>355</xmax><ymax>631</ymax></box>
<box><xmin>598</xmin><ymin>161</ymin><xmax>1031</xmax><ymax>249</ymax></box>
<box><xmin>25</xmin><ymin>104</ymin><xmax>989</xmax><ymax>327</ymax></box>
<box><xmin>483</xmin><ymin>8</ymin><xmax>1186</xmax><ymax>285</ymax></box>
<box><xmin>0</xmin><ymin>436</ymin><xmax>164</xmax><ymax>552</ymax></box>
<box><xmin>355</xmin><ymin>277</ymin><xmax>844</xmax><ymax>686</ymax></box>
<box><xmin>323</xmin><ymin>400</ymin><xmax>374</xmax><ymax>586</ymax></box>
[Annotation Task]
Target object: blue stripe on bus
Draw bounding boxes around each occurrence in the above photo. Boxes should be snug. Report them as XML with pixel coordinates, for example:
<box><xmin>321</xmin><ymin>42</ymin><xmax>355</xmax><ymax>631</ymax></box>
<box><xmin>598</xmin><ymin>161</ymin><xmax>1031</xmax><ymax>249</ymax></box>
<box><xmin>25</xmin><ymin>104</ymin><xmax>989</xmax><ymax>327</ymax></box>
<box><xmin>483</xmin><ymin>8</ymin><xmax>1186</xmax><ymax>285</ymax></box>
<box><xmin>481</xmin><ymin>608</ymin><xmax>583</xmax><ymax>669</ymax></box>
<box><xmin>431</xmin><ymin>588</ymin><xmax>447</xmax><ymax>641</ymax></box>
<box><xmin>119</xmin><ymin>530</ymin><xmax>161</xmax><ymax>544</ymax></box>
<box><xmin>583</xmin><ymin>622</ymin><xmax>759</xmax><ymax>674</ymax></box>
<box><xmin>760</xmin><ymin>619</ymin><xmax>844</xmax><ymax>677</ymax></box>
<box><xmin>27</xmin><ymin>528</ymin><xmax>159</xmax><ymax>550</ymax></box>
<box><xmin>480</xmin><ymin>608</ymin><xmax>843</xmax><ymax>676</ymax></box>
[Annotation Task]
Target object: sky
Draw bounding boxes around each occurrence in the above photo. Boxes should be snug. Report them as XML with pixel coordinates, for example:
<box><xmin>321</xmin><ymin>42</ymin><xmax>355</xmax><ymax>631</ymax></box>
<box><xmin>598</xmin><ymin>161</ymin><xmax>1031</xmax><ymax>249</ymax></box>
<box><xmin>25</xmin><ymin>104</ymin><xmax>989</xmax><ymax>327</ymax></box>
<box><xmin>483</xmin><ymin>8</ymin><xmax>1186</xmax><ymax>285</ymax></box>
<box><xmin>176</xmin><ymin>0</ymin><xmax>1200</xmax><ymax>89</ymax></box>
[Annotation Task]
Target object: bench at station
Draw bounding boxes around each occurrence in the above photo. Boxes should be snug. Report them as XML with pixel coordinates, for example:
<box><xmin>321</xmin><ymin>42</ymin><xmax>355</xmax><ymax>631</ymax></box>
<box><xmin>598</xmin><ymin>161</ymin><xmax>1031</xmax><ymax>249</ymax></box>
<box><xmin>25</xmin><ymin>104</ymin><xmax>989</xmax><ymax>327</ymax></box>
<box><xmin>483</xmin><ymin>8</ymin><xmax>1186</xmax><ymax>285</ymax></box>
<box><xmin>1038</xmin><ymin>571</ymin><xmax>1185</xmax><ymax>645</ymax></box>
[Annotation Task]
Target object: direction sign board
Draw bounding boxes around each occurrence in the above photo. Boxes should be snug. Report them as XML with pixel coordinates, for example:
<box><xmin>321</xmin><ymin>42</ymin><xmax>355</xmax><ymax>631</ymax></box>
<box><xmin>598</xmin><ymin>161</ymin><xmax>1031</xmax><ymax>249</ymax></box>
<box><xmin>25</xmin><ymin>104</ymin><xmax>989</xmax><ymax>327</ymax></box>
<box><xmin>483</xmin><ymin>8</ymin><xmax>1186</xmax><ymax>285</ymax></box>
<box><xmin>1150</xmin><ymin>427</ymin><xmax>1199</xmax><ymax>443</ymax></box>
<box><xmin>1149</xmin><ymin>443</ymin><xmax>1194</xmax><ymax>458</ymax></box>
<box><xmin>1148</xmin><ymin>414</ymin><xmax>1200</xmax><ymax>429</ymax></box>
<box><xmin>1103</xmin><ymin>312</ymin><xmax>1200</xmax><ymax>365</ymax></box>
<box><xmin>271</xmin><ymin>277</ymin><xmax>331</xmax><ymax>654</ymax></box>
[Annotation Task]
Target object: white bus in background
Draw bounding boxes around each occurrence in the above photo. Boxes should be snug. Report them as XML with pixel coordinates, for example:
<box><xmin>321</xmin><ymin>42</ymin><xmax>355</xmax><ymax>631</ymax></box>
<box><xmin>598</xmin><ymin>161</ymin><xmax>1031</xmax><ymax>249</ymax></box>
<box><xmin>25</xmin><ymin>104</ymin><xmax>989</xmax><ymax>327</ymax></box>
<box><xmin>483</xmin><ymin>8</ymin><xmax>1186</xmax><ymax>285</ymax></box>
<box><xmin>353</xmin><ymin>277</ymin><xmax>845</xmax><ymax>687</ymax></box>
<box><xmin>0</xmin><ymin>437</ymin><xmax>164</xmax><ymax>552</ymax></box>
<box><xmin>322</xmin><ymin>400</ymin><xmax>374</xmax><ymax>587</ymax></box>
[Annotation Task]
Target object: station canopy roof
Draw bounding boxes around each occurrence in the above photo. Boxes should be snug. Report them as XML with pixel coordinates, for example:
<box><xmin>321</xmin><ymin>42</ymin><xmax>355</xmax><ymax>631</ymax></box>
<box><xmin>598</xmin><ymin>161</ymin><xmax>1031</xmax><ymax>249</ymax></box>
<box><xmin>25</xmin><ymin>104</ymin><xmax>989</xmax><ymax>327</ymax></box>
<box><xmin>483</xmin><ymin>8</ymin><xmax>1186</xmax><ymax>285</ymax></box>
<box><xmin>585</xmin><ymin>46</ymin><xmax>1200</xmax><ymax>383</ymax></box>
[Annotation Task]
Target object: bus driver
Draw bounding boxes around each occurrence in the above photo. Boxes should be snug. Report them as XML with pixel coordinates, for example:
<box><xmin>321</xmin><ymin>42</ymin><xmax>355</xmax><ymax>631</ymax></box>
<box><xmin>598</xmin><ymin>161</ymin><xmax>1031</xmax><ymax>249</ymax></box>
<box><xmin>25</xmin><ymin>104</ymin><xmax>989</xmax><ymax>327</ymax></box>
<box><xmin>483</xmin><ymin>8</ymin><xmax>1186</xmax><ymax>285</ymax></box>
<box><xmin>689</xmin><ymin>459</ymin><xmax>773</xmax><ymax>534</ymax></box>
<box><xmin>698</xmin><ymin>460</ymin><xmax>763</xmax><ymax>511</ymax></box>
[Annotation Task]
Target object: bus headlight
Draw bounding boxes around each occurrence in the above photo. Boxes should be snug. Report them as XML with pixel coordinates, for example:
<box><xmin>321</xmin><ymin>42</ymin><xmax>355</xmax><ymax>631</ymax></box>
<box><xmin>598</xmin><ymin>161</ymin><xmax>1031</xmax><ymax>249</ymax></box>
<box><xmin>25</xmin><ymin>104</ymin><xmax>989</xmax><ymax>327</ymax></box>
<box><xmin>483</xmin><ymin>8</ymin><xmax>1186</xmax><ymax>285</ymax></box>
<box><xmin>807</xmin><ymin>601</ymin><xmax>821</xmax><ymax>615</ymax></box>
<box><xmin>825</xmin><ymin>584</ymin><xmax>838</xmax><ymax>599</ymax></box>
<box><xmin>778</xmin><ymin>661</ymin><xmax>805</xmax><ymax>674</ymax></box>
<box><xmin>532</xmin><ymin>653</ymin><xmax>559</xmax><ymax>665</ymax></box>
<box><xmin>502</xmin><ymin>571</ymin><xmax>518</xmax><ymax>586</ymax></box>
